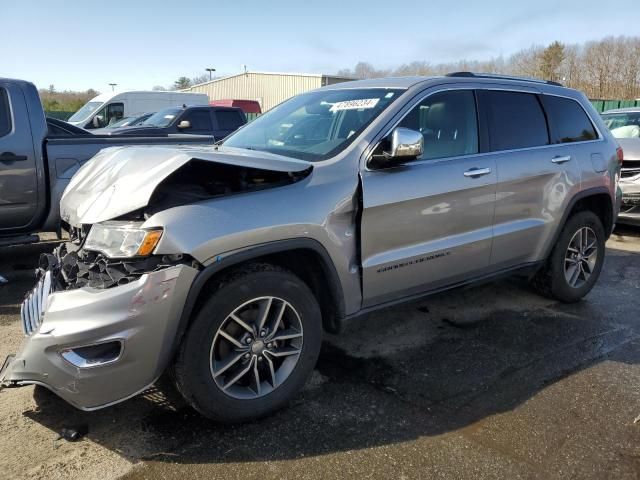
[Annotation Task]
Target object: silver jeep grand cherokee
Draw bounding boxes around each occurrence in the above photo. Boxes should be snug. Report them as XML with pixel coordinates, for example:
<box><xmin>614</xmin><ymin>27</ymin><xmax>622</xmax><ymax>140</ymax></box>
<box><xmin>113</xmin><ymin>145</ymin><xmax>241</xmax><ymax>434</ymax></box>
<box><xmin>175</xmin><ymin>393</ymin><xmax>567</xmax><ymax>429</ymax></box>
<box><xmin>1</xmin><ymin>73</ymin><xmax>622</xmax><ymax>422</ymax></box>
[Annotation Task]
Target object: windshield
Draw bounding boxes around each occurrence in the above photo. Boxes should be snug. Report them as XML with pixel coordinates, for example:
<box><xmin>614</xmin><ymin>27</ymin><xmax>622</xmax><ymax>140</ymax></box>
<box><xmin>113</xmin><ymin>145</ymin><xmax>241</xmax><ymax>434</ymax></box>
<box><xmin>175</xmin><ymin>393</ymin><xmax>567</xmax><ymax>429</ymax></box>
<box><xmin>223</xmin><ymin>88</ymin><xmax>403</xmax><ymax>161</ymax></box>
<box><xmin>68</xmin><ymin>101</ymin><xmax>103</xmax><ymax>122</ymax></box>
<box><xmin>602</xmin><ymin>112</ymin><xmax>640</xmax><ymax>138</ymax></box>
<box><xmin>141</xmin><ymin>108</ymin><xmax>182</xmax><ymax>127</ymax></box>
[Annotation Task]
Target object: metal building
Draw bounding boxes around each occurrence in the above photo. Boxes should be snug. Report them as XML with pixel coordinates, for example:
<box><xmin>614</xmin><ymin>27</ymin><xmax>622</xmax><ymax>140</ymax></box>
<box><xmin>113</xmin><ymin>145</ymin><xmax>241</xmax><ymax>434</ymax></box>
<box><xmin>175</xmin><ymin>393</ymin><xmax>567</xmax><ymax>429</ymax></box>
<box><xmin>182</xmin><ymin>71</ymin><xmax>353</xmax><ymax>112</ymax></box>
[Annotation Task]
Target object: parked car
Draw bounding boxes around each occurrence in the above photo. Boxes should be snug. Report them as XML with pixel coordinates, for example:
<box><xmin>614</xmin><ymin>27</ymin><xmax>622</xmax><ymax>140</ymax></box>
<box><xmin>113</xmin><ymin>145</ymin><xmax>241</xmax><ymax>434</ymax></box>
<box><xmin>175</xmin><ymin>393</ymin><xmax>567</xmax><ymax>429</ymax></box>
<box><xmin>0</xmin><ymin>78</ymin><xmax>215</xmax><ymax>244</ymax></box>
<box><xmin>1</xmin><ymin>73</ymin><xmax>621</xmax><ymax>423</ymax></box>
<box><xmin>67</xmin><ymin>90</ymin><xmax>208</xmax><ymax>130</ymax></box>
<box><xmin>102</xmin><ymin>105</ymin><xmax>246</xmax><ymax>140</ymax></box>
<box><xmin>92</xmin><ymin>112</ymin><xmax>154</xmax><ymax>132</ymax></box>
<box><xmin>601</xmin><ymin>108</ymin><xmax>640</xmax><ymax>225</ymax></box>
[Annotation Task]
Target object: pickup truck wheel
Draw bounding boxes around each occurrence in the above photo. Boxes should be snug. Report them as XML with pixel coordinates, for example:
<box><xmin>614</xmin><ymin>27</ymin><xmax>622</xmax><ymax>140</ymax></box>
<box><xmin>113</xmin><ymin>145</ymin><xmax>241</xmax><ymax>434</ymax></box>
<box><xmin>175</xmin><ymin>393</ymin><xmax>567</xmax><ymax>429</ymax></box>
<box><xmin>531</xmin><ymin>211</ymin><xmax>605</xmax><ymax>303</ymax></box>
<box><xmin>174</xmin><ymin>264</ymin><xmax>322</xmax><ymax>422</ymax></box>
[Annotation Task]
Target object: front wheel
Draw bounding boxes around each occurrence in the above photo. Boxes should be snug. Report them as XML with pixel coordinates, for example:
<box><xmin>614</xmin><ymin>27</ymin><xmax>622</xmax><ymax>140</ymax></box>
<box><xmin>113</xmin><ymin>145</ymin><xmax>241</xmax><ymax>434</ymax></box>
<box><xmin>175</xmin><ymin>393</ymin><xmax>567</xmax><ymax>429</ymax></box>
<box><xmin>531</xmin><ymin>211</ymin><xmax>606</xmax><ymax>302</ymax></box>
<box><xmin>173</xmin><ymin>264</ymin><xmax>322</xmax><ymax>422</ymax></box>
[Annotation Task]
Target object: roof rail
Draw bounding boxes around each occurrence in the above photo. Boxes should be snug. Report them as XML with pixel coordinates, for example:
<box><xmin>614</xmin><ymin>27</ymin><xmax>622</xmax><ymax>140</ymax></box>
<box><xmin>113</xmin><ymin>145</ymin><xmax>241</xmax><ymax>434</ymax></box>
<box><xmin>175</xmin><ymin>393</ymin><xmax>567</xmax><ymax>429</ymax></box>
<box><xmin>446</xmin><ymin>71</ymin><xmax>563</xmax><ymax>87</ymax></box>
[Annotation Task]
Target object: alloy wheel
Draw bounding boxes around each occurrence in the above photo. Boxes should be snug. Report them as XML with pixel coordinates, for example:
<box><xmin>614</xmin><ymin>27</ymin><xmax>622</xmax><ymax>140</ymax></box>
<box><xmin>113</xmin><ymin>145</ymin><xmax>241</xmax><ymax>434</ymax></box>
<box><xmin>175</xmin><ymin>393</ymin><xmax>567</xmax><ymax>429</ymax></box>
<box><xmin>210</xmin><ymin>296</ymin><xmax>303</xmax><ymax>399</ymax></box>
<box><xmin>564</xmin><ymin>226</ymin><xmax>598</xmax><ymax>289</ymax></box>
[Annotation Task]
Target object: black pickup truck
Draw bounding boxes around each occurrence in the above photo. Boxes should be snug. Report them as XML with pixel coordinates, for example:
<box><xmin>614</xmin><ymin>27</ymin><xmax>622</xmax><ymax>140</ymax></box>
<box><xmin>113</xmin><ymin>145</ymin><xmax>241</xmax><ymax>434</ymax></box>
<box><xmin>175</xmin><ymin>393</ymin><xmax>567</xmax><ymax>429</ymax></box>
<box><xmin>0</xmin><ymin>78</ymin><xmax>214</xmax><ymax>245</ymax></box>
<box><xmin>101</xmin><ymin>105</ymin><xmax>246</xmax><ymax>139</ymax></box>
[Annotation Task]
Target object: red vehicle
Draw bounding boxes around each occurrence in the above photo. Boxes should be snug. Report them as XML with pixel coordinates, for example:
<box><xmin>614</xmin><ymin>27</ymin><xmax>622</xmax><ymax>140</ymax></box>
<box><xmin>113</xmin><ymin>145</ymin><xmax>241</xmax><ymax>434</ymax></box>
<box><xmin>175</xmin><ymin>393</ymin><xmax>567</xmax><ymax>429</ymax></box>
<box><xmin>210</xmin><ymin>99</ymin><xmax>261</xmax><ymax>118</ymax></box>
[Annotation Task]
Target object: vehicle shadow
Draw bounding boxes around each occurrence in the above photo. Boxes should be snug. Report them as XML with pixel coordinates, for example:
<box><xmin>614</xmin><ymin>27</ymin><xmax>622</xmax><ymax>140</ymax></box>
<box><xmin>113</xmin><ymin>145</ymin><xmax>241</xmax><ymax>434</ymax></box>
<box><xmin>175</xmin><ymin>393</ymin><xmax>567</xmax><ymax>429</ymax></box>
<box><xmin>11</xmin><ymin>240</ymin><xmax>640</xmax><ymax>466</ymax></box>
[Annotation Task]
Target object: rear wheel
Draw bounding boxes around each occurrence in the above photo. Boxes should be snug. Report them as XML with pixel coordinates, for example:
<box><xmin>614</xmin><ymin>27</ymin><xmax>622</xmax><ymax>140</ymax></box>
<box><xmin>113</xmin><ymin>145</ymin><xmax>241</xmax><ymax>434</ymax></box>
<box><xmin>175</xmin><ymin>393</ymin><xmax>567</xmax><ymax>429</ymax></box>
<box><xmin>531</xmin><ymin>211</ymin><xmax>606</xmax><ymax>302</ymax></box>
<box><xmin>174</xmin><ymin>264</ymin><xmax>322</xmax><ymax>422</ymax></box>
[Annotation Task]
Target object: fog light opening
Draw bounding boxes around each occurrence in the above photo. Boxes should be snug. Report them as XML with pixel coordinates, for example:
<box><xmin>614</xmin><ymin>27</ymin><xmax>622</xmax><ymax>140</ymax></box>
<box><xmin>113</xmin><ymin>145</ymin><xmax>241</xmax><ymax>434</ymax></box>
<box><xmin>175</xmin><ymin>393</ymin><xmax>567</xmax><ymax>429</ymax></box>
<box><xmin>60</xmin><ymin>340</ymin><xmax>123</xmax><ymax>368</ymax></box>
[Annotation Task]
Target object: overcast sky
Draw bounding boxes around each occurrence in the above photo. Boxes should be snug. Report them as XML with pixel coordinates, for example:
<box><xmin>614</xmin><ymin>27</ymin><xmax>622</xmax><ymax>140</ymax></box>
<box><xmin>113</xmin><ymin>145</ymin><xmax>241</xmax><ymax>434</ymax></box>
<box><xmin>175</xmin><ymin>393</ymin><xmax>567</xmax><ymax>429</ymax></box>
<box><xmin>1</xmin><ymin>0</ymin><xmax>638</xmax><ymax>91</ymax></box>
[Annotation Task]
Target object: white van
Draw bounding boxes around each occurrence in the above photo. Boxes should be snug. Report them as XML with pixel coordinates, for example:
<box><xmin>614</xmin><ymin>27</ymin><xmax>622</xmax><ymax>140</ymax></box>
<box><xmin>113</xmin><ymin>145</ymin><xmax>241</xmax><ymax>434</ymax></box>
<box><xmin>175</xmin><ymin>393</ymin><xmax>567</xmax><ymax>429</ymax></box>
<box><xmin>67</xmin><ymin>91</ymin><xmax>209</xmax><ymax>129</ymax></box>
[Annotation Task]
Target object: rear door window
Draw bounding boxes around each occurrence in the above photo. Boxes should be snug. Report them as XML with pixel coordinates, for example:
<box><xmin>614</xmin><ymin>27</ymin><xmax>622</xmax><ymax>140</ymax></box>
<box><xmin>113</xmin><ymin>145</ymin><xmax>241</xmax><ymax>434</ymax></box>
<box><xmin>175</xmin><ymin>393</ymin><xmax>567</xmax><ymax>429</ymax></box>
<box><xmin>480</xmin><ymin>91</ymin><xmax>549</xmax><ymax>151</ymax></box>
<box><xmin>215</xmin><ymin>110</ymin><xmax>244</xmax><ymax>130</ymax></box>
<box><xmin>0</xmin><ymin>88</ymin><xmax>12</xmax><ymax>137</ymax></box>
<box><xmin>540</xmin><ymin>95</ymin><xmax>598</xmax><ymax>143</ymax></box>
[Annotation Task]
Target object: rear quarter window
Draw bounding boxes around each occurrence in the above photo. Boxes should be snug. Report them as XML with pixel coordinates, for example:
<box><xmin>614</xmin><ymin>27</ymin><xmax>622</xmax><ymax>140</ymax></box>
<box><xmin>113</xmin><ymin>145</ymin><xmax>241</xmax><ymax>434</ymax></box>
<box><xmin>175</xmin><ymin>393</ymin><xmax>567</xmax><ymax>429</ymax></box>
<box><xmin>480</xmin><ymin>91</ymin><xmax>549</xmax><ymax>152</ymax></box>
<box><xmin>540</xmin><ymin>95</ymin><xmax>598</xmax><ymax>143</ymax></box>
<box><xmin>216</xmin><ymin>110</ymin><xmax>244</xmax><ymax>130</ymax></box>
<box><xmin>0</xmin><ymin>88</ymin><xmax>12</xmax><ymax>137</ymax></box>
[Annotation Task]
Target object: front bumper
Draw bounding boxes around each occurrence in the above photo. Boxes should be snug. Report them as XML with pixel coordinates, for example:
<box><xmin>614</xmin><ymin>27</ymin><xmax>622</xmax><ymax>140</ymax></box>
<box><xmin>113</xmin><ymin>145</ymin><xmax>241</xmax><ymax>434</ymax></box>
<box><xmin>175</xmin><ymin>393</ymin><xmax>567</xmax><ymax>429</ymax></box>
<box><xmin>1</xmin><ymin>264</ymin><xmax>198</xmax><ymax>410</ymax></box>
<box><xmin>618</xmin><ymin>179</ymin><xmax>640</xmax><ymax>226</ymax></box>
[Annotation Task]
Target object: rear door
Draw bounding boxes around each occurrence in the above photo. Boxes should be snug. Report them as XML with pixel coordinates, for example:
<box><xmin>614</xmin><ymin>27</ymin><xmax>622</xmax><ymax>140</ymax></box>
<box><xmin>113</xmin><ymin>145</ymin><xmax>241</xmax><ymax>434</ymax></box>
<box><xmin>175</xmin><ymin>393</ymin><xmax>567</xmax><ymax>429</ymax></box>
<box><xmin>0</xmin><ymin>85</ymin><xmax>39</xmax><ymax>231</ymax></box>
<box><xmin>213</xmin><ymin>109</ymin><xmax>246</xmax><ymax>139</ymax></box>
<box><xmin>477</xmin><ymin>89</ymin><xmax>580</xmax><ymax>269</ymax></box>
<box><xmin>360</xmin><ymin>88</ymin><xmax>497</xmax><ymax>306</ymax></box>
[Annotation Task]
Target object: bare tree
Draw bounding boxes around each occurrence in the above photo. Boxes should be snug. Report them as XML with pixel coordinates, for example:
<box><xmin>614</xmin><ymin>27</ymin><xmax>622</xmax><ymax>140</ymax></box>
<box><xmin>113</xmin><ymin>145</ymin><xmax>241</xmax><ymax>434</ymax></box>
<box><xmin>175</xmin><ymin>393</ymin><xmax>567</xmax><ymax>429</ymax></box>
<box><xmin>191</xmin><ymin>74</ymin><xmax>210</xmax><ymax>85</ymax></box>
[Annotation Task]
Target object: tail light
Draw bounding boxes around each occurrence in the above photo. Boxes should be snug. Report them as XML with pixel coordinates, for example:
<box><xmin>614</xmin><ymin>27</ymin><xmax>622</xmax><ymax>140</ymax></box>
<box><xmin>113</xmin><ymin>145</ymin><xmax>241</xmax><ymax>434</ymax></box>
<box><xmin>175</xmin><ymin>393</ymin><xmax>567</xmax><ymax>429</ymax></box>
<box><xmin>616</xmin><ymin>146</ymin><xmax>624</xmax><ymax>166</ymax></box>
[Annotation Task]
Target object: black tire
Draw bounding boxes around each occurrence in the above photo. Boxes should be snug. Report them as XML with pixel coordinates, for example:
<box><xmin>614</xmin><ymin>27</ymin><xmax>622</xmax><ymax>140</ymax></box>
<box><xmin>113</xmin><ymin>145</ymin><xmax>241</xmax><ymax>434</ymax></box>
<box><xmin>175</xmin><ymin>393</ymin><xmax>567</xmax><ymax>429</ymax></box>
<box><xmin>174</xmin><ymin>263</ymin><xmax>322</xmax><ymax>423</ymax></box>
<box><xmin>531</xmin><ymin>211</ymin><xmax>606</xmax><ymax>302</ymax></box>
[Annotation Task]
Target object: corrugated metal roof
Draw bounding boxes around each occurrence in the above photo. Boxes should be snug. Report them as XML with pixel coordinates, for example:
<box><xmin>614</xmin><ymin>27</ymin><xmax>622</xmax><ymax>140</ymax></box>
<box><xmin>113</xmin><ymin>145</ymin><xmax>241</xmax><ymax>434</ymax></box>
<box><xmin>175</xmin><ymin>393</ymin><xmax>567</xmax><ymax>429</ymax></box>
<box><xmin>189</xmin><ymin>71</ymin><xmax>353</xmax><ymax>89</ymax></box>
<box><xmin>182</xmin><ymin>71</ymin><xmax>353</xmax><ymax>111</ymax></box>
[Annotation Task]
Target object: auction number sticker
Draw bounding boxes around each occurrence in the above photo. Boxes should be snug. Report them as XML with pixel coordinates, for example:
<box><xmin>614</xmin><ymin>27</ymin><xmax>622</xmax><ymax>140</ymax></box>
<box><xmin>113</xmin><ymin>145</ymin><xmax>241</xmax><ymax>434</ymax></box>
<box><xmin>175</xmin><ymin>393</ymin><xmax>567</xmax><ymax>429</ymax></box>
<box><xmin>330</xmin><ymin>98</ymin><xmax>380</xmax><ymax>112</ymax></box>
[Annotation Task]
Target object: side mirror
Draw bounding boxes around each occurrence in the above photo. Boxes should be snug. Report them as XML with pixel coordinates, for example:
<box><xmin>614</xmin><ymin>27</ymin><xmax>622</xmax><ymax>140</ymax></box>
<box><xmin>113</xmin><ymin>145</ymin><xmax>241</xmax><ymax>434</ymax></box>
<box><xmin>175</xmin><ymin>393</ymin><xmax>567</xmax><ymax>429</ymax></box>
<box><xmin>386</xmin><ymin>127</ymin><xmax>424</xmax><ymax>159</ymax></box>
<box><xmin>177</xmin><ymin>120</ymin><xmax>191</xmax><ymax>129</ymax></box>
<box><xmin>92</xmin><ymin>115</ymin><xmax>103</xmax><ymax>128</ymax></box>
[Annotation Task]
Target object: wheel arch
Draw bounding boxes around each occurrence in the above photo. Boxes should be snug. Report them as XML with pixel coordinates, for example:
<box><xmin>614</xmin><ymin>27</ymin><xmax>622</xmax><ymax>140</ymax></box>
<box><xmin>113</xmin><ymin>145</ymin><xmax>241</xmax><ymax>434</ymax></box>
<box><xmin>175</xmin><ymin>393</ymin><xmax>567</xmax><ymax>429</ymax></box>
<box><xmin>544</xmin><ymin>187</ymin><xmax>614</xmax><ymax>260</ymax></box>
<box><xmin>172</xmin><ymin>239</ymin><xmax>346</xmax><ymax>358</ymax></box>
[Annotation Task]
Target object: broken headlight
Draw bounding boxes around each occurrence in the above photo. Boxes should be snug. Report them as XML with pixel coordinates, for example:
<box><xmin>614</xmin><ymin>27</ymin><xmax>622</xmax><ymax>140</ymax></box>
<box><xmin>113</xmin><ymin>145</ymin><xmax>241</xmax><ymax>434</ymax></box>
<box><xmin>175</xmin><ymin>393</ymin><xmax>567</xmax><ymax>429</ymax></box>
<box><xmin>84</xmin><ymin>222</ymin><xmax>163</xmax><ymax>258</ymax></box>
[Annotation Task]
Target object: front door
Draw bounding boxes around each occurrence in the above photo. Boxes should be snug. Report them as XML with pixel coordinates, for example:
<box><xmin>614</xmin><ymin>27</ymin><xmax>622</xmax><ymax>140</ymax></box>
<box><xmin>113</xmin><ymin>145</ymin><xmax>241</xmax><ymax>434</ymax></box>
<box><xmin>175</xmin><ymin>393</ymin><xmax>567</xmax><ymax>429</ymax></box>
<box><xmin>0</xmin><ymin>85</ymin><xmax>39</xmax><ymax>231</ymax></box>
<box><xmin>360</xmin><ymin>89</ymin><xmax>497</xmax><ymax>307</ymax></box>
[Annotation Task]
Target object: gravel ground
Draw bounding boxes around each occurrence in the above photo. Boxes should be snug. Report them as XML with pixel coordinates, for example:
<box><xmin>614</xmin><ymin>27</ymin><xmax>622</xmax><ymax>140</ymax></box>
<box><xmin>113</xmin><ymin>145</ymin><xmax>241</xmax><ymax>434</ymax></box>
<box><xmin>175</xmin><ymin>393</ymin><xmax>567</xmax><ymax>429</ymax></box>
<box><xmin>0</xmin><ymin>228</ymin><xmax>639</xmax><ymax>480</ymax></box>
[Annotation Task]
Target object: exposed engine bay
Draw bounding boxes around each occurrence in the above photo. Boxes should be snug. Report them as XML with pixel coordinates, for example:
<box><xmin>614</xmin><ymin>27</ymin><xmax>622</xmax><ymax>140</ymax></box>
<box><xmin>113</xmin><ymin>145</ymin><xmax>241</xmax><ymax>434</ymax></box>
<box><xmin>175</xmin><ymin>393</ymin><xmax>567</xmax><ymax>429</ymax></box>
<box><xmin>139</xmin><ymin>159</ymin><xmax>311</xmax><ymax>218</ymax></box>
<box><xmin>51</xmin><ymin>159</ymin><xmax>311</xmax><ymax>291</ymax></box>
<box><xmin>39</xmin><ymin>243</ymin><xmax>198</xmax><ymax>291</ymax></box>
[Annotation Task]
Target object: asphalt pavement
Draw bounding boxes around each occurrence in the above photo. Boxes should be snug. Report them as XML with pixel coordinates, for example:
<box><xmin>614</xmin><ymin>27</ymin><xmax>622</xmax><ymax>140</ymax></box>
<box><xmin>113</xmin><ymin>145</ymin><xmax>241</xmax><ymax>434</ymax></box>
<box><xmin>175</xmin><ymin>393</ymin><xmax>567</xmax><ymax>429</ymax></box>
<box><xmin>0</xmin><ymin>229</ymin><xmax>639</xmax><ymax>480</ymax></box>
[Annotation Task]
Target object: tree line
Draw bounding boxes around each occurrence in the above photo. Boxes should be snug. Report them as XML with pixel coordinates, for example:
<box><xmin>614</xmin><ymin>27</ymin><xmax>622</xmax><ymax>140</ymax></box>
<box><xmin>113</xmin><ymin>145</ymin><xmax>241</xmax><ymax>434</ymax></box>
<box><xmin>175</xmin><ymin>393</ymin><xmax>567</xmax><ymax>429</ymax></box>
<box><xmin>336</xmin><ymin>36</ymin><xmax>640</xmax><ymax>100</ymax></box>
<box><xmin>153</xmin><ymin>74</ymin><xmax>210</xmax><ymax>91</ymax></box>
<box><xmin>40</xmin><ymin>85</ymin><xmax>99</xmax><ymax>112</ymax></box>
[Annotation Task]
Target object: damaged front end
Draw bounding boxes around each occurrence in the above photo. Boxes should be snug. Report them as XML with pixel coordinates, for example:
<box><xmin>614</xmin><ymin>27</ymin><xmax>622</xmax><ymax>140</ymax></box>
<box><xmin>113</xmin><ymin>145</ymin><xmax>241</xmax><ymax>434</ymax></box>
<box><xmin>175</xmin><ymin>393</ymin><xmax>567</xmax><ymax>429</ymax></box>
<box><xmin>1</xmin><ymin>243</ymin><xmax>200</xmax><ymax>409</ymax></box>
<box><xmin>45</xmin><ymin>241</ymin><xmax>195</xmax><ymax>291</ymax></box>
<box><xmin>1</xmin><ymin>145</ymin><xmax>313</xmax><ymax>409</ymax></box>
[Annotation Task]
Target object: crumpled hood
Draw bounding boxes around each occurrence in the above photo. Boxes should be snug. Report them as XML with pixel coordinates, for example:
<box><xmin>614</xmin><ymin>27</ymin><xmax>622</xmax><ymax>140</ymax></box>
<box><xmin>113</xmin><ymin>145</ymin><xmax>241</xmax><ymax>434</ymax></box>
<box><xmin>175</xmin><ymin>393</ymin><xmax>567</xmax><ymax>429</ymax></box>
<box><xmin>60</xmin><ymin>145</ymin><xmax>312</xmax><ymax>226</ymax></box>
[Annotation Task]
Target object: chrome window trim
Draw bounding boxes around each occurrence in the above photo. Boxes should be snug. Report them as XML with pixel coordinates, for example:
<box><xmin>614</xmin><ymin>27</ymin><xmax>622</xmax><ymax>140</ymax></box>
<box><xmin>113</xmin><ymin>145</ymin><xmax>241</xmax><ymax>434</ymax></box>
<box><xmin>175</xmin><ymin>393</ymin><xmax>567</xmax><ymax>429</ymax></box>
<box><xmin>364</xmin><ymin>84</ymin><xmax>605</xmax><ymax>172</ymax></box>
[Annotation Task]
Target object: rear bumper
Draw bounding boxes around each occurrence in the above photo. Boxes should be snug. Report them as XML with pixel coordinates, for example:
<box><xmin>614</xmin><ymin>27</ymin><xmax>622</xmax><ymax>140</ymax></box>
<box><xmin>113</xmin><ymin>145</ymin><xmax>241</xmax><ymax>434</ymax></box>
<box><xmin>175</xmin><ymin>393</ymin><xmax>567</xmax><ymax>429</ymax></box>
<box><xmin>1</xmin><ymin>264</ymin><xmax>198</xmax><ymax>410</ymax></box>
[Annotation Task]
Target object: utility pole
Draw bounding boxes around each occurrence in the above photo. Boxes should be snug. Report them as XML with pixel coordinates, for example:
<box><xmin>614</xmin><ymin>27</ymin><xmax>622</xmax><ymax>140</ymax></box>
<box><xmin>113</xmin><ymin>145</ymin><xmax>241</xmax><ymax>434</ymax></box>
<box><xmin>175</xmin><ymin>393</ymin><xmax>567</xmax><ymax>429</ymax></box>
<box><xmin>206</xmin><ymin>68</ymin><xmax>216</xmax><ymax>81</ymax></box>
<box><xmin>108</xmin><ymin>83</ymin><xmax>117</xmax><ymax>91</ymax></box>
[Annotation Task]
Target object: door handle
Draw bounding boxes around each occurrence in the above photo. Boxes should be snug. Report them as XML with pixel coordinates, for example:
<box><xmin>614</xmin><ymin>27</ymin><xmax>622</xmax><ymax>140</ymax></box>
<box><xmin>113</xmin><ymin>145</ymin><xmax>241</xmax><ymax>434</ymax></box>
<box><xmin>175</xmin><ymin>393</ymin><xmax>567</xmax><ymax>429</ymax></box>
<box><xmin>0</xmin><ymin>152</ymin><xmax>28</xmax><ymax>163</ymax></box>
<box><xmin>463</xmin><ymin>167</ymin><xmax>492</xmax><ymax>178</ymax></box>
<box><xmin>551</xmin><ymin>155</ymin><xmax>572</xmax><ymax>164</ymax></box>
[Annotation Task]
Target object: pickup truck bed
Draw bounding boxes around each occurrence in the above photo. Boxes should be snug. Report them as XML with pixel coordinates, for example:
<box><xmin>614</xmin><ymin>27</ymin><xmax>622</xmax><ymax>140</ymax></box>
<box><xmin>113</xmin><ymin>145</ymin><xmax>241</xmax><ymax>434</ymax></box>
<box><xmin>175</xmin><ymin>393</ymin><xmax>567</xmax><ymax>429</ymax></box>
<box><xmin>0</xmin><ymin>78</ymin><xmax>213</xmax><ymax>240</ymax></box>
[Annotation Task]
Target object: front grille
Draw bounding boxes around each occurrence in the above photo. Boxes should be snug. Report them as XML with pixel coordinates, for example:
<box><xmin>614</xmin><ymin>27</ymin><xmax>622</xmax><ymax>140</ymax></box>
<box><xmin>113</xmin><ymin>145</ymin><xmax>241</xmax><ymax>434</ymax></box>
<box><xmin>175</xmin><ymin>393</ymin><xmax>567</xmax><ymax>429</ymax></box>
<box><xmin>21</xmin><ymin>270</ymin><xmax>53</xmax><ymax>336</ymax></box>
<box><xmin>622</xmin><ymin>192</ymin><xmax>640</xmax><ymax>206</ymax></box>
<box><xmin>621</xmin><ymin>161</ymin><xmax>640</xmax><ymax>178</ymax></box>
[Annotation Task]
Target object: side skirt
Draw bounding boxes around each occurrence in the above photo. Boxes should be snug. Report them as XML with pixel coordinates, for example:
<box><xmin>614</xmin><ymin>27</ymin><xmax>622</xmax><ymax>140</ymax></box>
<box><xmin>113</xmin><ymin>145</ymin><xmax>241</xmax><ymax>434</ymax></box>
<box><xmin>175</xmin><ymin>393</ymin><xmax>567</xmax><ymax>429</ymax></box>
<box><xmin>343</xmin><ymin>261</ymin><xmax>544</xmax><ymax>322</ymax></box>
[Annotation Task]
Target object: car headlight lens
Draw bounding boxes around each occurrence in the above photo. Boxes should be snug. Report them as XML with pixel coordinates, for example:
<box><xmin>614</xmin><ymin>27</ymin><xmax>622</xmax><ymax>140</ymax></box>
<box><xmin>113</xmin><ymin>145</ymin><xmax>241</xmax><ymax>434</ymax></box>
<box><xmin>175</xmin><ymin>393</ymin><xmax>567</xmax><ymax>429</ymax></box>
<box><xmin>84</xmin><ymin>222</ymin><xmax>163</xmax><ymax>258</ymax></box>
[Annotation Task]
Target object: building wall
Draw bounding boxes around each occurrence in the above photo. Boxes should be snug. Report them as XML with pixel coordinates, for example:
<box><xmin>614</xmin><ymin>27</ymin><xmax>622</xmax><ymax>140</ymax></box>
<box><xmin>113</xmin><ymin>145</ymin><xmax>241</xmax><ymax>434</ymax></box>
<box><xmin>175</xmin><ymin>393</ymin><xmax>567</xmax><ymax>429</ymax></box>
<box><xmin>184</xmin><ymin>72</ymin><xmax>351</xmax><ymax>112</ymax></box>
